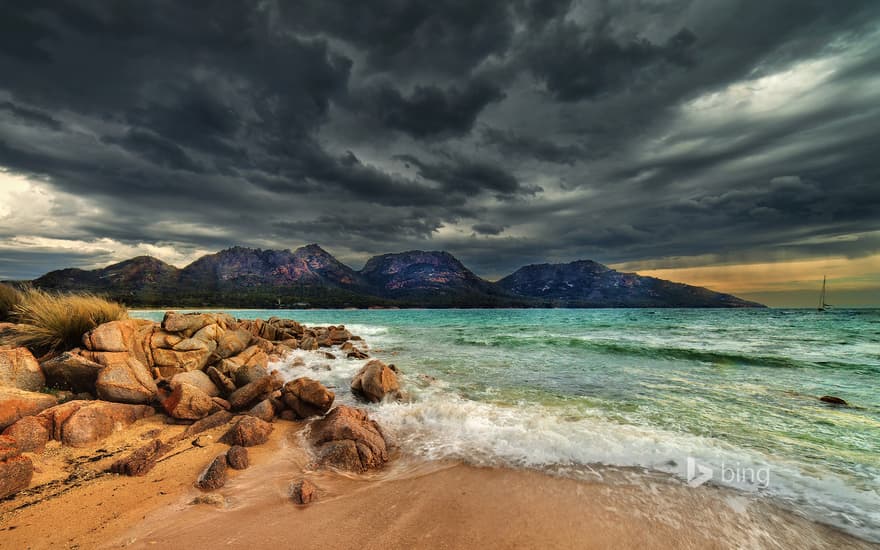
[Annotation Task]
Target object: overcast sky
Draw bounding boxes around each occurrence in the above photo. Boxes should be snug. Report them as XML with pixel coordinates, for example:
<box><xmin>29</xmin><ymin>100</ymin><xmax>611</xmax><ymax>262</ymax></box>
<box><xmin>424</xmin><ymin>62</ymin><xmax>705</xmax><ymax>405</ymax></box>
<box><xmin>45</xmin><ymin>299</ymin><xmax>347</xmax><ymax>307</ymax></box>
<box><xmin>1</xmin><ymin>1</ymin><xmax>878</xmax><ymax>306</ymax></box>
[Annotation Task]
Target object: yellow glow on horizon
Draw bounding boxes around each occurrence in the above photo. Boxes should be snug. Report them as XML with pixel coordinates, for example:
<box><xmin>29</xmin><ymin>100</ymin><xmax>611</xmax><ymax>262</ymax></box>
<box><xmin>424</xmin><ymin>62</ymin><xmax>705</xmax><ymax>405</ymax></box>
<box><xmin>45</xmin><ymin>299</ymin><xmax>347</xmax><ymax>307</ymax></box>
<box><xmin>614</xmin><ymin>254</ymin><xmax>880</xmax><ymax>294</ymax></box>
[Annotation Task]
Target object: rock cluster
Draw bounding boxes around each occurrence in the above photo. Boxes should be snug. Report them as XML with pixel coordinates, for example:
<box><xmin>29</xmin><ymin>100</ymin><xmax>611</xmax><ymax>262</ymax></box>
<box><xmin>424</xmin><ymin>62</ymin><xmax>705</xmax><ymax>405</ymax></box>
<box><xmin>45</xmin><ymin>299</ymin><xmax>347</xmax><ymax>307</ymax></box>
<box><xmin>3</xmin><ymin>400</ymin><xmax>155</xmax><ymax>448</ymax></box>
<box><xmin>0</xmin><ymin>312</ymin><xmax>398</xmax><ymax>502</ymax></box>
<box><xmin>19</xmin><ymin>314</ymin><xmax>362</xmax><ymax>425</ymax></box>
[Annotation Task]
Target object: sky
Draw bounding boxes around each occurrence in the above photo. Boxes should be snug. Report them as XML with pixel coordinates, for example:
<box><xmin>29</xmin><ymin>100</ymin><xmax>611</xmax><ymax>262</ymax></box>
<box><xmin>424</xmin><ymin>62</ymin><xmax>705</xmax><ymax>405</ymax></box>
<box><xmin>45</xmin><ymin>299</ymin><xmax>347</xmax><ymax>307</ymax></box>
<box><xmin>0</xmin><ymin>1</ymin><xmax>878</xmax><ymax>307</ymax></box>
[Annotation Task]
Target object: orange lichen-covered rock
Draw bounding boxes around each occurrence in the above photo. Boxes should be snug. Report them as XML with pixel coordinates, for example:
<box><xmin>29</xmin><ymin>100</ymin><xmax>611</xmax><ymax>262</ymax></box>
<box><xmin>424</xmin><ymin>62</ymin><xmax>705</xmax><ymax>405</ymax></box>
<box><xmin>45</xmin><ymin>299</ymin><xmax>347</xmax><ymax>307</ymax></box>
<box><xmin>308</xmin><ymin>405</ymin><xmax>389</xmax><ymax>472</ymax></box>
<box><xmin>350</xmin><ymin>360</ymin><xmax>401</xmax><ymax>403</ymax></box>
<box><xmin>0</xmin><ymin>347</ymin><xmax>45</xmax><ymax>392</ymax></box>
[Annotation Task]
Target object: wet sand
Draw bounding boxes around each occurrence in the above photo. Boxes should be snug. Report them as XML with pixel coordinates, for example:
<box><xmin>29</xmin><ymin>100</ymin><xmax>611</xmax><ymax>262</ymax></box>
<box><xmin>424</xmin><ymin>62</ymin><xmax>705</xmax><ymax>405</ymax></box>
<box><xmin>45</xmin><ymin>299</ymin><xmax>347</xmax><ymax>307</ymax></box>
<box><xmin>1</xmin><ymin>419</ymin><xmax>873</xmax><ymax>550</ymax></box>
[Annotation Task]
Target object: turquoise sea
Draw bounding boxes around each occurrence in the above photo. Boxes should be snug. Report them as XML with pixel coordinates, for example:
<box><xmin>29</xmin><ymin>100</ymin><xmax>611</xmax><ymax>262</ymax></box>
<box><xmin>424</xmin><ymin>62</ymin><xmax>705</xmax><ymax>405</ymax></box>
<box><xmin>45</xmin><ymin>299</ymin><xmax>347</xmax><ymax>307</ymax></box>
<box><xmin>134</xmin><ymin>308</ymin><xmax>880</xmax><ymax>541</ymax></box>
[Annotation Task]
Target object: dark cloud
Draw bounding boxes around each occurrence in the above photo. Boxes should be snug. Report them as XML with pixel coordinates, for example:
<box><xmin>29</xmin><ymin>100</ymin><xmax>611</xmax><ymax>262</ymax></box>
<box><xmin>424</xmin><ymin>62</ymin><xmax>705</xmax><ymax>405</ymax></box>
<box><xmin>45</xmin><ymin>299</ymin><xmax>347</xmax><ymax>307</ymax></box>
<box><xmin>305</xmin><ymin>151</ymin><xmax>456</xmax><ymax>207</ymax></box>
<box><xmin>0</xmin><ymin>101</ymin><xmax>62</xmax><ymax>131</ymax></box>
<box><xmin>472</xmin><ymin>223</ymin><xmax>506</xmax><ymax>236</ymax></box>
<box><xmin>276</xmin><ymin>211</ymin><xmax>443</xmax><ymax>246</ymax></box>
<box><xmin>513</xmin><ymin>0</ymin><xmax>574</xmax><ymax>28</ymax></box>
<box><xmin>480</xmin><ymin>128</ymin><xmax>584</xmax><ymax>165</ymax></box>
<box><xmin>524</xmin><ymin>23</ymin><xmax>698</xmax><ymax>101</ymax></box>
<box><xmin>0</xmin><ymin>7</ymin><xmax>54</xmax><ymax>63</ymax></box>
<box><xmin>397</xmin><ymin>154</ymin><xmax>541</xmax><ymax>198</ymax></box>
<box><xmin>0</xmin><ymin>0</ymin><xmax>877</xmax><ymax>301</ymax></box>
<box><xmin>361</xmin><ymin>79</ymin><xmax>505</xmax><ymax>138</ymax></box>
<box><xmin>282</xmin><ymin>0</ymin><xmax>515</xmax><ymax>76</ymax></box>
<box><xmin>102</xmin><ymin>129</ymin><xmax>204</xmax><ymax>173</ymax></box>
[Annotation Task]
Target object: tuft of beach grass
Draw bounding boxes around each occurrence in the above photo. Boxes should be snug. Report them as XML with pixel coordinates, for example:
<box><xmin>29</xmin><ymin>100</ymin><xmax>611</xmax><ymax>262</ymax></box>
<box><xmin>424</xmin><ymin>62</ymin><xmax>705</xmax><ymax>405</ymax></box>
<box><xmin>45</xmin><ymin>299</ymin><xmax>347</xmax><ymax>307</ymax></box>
<box><xmin>0</xmin><ymin>283</ymin><xmax>23</xmax><ymax>322</ymax></box>
<box><xmin>3</xmin><ymin>287</ymin><xmax>127</xmax><ymax>353</ymax></box>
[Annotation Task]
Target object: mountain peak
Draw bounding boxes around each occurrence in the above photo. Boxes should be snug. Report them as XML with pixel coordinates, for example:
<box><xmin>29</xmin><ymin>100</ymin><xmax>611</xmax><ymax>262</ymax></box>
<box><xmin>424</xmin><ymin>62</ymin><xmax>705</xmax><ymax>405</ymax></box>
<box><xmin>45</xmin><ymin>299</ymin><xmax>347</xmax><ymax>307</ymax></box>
<box><xmin>34</xmin><ymin>253</ymin><xmax>179</xmax><ymax>290</ymax></box>
<box><xmin>518</xmin><ymin>259</ymin><xmax>607</xmax><ymax>271</ymax></box>
<box><xmin>107</xmin><ymin>255</ymin><xmax>176</xmax><ymax>269</ymax></box>
<box><xmin>294</xmin><ymin>243</ymin><xmax>337</xmax><ymax>260</ymax></box>
<box><xmin>360</xmin><ymin>250</ymin><xmax>487</xmax><ymax>295</ymax></box>
<box><xmin>498</xmin><ymin>259</ymin><xmax>761</xmax><ymax>307</ymax></box>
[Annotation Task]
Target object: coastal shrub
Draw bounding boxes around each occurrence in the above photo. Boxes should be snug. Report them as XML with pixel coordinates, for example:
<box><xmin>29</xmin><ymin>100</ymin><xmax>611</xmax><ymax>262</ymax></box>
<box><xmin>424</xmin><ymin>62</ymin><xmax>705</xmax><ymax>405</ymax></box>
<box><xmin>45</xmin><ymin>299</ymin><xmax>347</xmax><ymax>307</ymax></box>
<box><xmin>8</xmin><ymin>288</ymin><xmax>128</xmax><ymax>353</ymax></box>
<box><xmin>0</xmin><ymin>283</ymin><xmax>22</xmax><ymax>322</ymax></box>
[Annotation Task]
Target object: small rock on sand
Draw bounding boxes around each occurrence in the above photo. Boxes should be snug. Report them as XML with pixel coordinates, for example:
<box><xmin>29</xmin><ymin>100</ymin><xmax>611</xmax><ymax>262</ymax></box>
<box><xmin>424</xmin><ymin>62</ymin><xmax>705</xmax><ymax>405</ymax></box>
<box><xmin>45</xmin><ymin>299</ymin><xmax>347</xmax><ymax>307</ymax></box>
<box><xmin>226</xmin><ymin>445</ymin><xmax>249</xmax><ymax>470</ymax></box>
<box><xmin>196</xmin><ymin>454</ymin><xmax>228</xmax><ymax>491</ymax></box>
<box><xmin>190</xmin><ymin>493</ymin><xmax>227</xmax><ymax>507</ymax></box>
<box><xmin>290</xmin><ymin>478</ymin><xmax>318</xmax><ymax>505</ymax></box>
<box><xmin>221</xmin><ymin>416</ymin><xmax>273</xmax><ymax>447</ymax></box>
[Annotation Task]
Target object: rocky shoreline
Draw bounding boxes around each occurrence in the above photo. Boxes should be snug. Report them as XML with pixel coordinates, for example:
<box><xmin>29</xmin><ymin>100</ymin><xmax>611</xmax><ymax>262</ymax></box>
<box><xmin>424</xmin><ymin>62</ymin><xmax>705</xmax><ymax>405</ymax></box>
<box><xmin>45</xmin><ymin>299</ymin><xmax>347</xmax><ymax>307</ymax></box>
<box><xmin>1</xmin><ymin>312</ymin><xmax>403</xmax><ymax>505</ymax></box>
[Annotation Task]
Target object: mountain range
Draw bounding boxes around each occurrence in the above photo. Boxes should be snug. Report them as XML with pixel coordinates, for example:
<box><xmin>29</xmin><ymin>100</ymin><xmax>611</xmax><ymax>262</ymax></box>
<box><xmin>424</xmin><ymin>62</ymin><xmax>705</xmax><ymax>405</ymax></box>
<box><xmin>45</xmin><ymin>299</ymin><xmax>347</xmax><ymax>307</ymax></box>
<box><xmin>24</xmin><ymin>245</ymin><xmax>764</xmax><ymax>308</ymax></box>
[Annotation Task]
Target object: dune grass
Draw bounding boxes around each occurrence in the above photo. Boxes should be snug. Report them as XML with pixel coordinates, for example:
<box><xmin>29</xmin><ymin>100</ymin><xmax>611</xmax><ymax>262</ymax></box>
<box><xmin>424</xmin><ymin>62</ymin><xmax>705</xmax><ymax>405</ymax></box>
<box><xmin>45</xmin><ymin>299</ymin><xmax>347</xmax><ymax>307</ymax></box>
<box><xmin>5</xmin><ymin>287</ymin><xmax>128</xmax><ymax>353</ymax></box>
<box><xmin>0</xmin><ymin>283</ymin><xmax>23</xmax><ymax>322</ymax></box>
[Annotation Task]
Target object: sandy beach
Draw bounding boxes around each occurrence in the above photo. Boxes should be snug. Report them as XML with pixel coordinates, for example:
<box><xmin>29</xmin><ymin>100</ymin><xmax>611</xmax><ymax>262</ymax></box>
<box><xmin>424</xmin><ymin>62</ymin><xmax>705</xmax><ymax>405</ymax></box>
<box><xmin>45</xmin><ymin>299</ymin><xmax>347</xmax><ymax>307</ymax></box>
<box><xmin>1</xmin><ymin>413</ymin><xmax>872</xmax><ymax>550</ymax></box>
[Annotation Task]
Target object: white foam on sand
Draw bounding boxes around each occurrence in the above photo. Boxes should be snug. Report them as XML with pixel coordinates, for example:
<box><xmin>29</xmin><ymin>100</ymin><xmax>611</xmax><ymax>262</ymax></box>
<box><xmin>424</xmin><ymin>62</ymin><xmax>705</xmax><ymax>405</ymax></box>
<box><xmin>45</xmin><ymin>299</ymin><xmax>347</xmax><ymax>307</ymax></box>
<box><xmin>369</xmin><ymin>391</ymin><xmax>880</xmax><ymax>542</ymax></box>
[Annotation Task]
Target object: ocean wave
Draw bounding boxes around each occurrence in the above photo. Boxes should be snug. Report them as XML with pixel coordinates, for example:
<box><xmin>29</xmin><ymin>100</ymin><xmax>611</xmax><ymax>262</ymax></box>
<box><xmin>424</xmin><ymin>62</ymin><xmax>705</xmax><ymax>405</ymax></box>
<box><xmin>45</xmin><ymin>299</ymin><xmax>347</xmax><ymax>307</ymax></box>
<box><xmin>341</xmin><ymin>323</ymin><xmax>390</xmax><ymax>337</ymax></box>
<box><xmin>453</xmin><ymin>334</ymin><xmax>871</xmax><ymax>371</ymax></box>
<box><xmin>372</xmin><ymin>393</ymin><xmax>880</xmax><ymax>542</ymax></box>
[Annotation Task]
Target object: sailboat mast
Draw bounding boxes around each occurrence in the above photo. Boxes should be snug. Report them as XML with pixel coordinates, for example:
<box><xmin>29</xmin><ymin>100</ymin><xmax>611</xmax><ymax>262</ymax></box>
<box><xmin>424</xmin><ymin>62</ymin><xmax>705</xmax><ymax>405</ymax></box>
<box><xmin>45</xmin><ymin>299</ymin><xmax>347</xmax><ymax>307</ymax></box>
<box><xmin>818</xmin><ymin>275</ymin><xmax>830</xmax><ymax>311</ymax></box>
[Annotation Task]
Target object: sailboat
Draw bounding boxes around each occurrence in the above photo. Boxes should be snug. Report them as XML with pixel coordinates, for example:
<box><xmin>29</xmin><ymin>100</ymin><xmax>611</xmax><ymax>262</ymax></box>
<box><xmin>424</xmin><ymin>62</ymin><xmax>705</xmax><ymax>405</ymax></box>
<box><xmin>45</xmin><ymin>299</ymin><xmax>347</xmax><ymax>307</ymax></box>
<box><xmin>817</xmin><ymin>275</ymin><xmax>832</xmax><ymax>311</ymax></box>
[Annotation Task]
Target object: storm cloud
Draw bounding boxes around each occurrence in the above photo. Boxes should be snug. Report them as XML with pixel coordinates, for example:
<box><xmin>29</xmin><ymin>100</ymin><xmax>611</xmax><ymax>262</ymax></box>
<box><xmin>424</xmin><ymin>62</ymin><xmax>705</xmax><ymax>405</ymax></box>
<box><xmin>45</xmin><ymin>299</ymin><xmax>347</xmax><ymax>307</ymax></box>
<box><xmin>0</xmin><ymin>0</ymin><xmax>879</xmax><ymax>300</ymax></box>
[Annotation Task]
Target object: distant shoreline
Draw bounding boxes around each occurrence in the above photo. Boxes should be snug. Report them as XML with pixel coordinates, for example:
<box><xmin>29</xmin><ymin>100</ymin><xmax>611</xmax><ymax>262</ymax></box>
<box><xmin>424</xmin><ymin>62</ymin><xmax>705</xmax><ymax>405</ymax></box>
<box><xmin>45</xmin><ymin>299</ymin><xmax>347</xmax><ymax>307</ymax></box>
<box><xmin>125</xmin><ymin>304</ymin><xmax>768</xmax><ymax>311</ymax></box>
<box><xmin>126</xmin><ymin>305</ymin><xmax>880</xmax><ymax>313</ymax></box>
